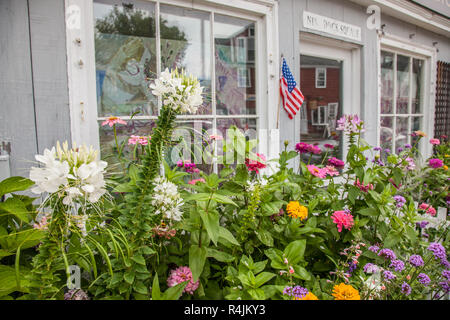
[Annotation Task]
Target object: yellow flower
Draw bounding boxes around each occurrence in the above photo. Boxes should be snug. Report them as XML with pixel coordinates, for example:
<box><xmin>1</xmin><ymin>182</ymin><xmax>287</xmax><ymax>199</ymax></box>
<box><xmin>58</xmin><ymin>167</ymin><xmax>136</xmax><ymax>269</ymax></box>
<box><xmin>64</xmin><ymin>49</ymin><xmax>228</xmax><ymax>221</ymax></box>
<box><xmin>286</xmin><ymin>201</ymin><xmax>308</xmax><ymax>220</ymax></box>
<box><xmin>444</xmin><ymin>165</ymin><xmax>448</xmax><ymax>171</ymax></box>
<box><xmin>332</xmin><ymin>283</ymin><xmax>360</xmax><ymax>300</ymax></box>
<box><xmin>294</xmin><ymin>292</ymin><xmax>319</xmax><ymax>300</ymax></box>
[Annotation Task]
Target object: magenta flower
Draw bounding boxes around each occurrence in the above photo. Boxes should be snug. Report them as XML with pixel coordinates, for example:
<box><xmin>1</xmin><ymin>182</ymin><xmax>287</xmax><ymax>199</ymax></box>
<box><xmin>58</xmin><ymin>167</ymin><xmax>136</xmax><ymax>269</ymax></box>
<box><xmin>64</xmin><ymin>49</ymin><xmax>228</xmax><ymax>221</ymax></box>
<box><xmin>429</xmin><ymin>158</ymin><xmax>443</xmax><ymax>168</ymax></box>
<box><xmin>307</xmin><ymin>165</ymin><xmax>327</xmax><ymax>178</ymax></box>
<box><xmin>354</xmin><ymin>178</ymin><xmax>374</xmax><ymax>192</ymax></box>
<box><xmin>324</xmin><ymin>144</ymin><xmax>334</xmax><ymax>149</ymax></box>
<box><xmin>324</xmin><ymin>165</ymin><xmax>339</xmax><ymax>177</ymax></box>
<box><xmin>101</xmin><ymin>116</ymin><xmax>127</xmax><ymax>127</ymax></box>
<box><xmin>331</xmin><ymin>210</ymin><xmax>354</xmax><ymax>232</ymax></box>
<box><xmin>167</xmin><ymin>266</ymin><xmax>199</xmax><ymax>295</ymax></box>
<box><xmin>245</xmin><ymin>153</ymin><xmax>266</xmax><ymax>174</ymax></box>
<box><xmin>295</xmin><ymin>142</ymin><xmax>309</xmax><ymax>154</ymax></box>
<box><xmin>328</xmin><ymin>157</ymin><xmax>345</xmax><ymax>168</ymax></box>
<box><xmin>430</xmin><ymin>138</ymin><xmax>440</xmax><ymax>145</ymax></box>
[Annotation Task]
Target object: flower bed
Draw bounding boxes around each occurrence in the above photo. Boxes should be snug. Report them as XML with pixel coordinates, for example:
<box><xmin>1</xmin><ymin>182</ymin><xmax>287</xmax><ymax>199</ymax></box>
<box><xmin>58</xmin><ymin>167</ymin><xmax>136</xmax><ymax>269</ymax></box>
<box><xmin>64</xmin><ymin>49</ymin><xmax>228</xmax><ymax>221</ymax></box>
<box><xmin>0</xmin><ymin>69</ymin><xmax>448</xmax><ymax>300</ymax></box>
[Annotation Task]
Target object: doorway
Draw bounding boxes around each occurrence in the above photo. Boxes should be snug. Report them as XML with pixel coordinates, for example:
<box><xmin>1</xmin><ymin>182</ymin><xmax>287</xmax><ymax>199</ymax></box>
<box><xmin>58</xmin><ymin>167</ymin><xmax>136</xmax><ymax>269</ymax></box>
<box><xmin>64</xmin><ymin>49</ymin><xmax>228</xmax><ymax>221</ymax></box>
<box><xmin>299</xmin><ymin>33</ymin><xmax>361</xmax><ymax>162</ymax></box>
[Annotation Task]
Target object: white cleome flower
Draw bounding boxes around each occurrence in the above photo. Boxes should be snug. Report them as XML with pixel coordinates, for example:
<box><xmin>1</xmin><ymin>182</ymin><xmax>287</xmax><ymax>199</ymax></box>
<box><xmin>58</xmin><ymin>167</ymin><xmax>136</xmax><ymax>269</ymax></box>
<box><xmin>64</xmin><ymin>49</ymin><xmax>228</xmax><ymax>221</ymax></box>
<box><xmin>150</xmin><ymin>68</ymin><xmax>203</xmax><ymax>114</ymax></box>
<box><xmin>152</xmin><ymin>176</ymin><xmax>184</xmax><ymax>222</ymax></box>
<box><xmin>30</xmin><ymin>141</ymin><xmax>107</xmax><ymax>205</ymax></box>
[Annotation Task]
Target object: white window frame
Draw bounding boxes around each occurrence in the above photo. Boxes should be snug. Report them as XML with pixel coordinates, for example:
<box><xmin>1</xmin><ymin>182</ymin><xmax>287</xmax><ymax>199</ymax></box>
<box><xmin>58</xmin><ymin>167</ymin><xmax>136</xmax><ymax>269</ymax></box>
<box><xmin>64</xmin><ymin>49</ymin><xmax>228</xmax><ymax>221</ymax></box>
<box><xmin>64</xmin><ymin>0</ymin><xmax>280</xmax><ymax>166</ymax></box>
<box><xmin>377</xmin><ymin>33</ymin><xmax>437</xmax><ymax>158</ymax></box>
<box><xmin>315</xmin><ymin>67</ymin><xmax>327</xmax><ymax>88</ymax></box>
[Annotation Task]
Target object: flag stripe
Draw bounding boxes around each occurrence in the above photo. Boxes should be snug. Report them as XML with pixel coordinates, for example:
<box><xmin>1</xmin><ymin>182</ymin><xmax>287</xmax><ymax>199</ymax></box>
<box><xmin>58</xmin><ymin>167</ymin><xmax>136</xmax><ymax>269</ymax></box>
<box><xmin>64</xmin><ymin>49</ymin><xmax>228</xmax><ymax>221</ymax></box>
<box><xmin>279</xmin><ymin>58</ymin><xmax>304</xmax><ymax>119</ymax></box>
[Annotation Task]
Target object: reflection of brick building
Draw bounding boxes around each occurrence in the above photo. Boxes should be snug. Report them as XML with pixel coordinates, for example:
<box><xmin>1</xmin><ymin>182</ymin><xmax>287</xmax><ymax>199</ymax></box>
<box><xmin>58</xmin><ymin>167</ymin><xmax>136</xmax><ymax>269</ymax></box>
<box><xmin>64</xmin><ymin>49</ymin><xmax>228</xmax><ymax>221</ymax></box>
<box><xmin>300</xmin><ymin>58</ymin><xmax>340</xmax><ymax>139</ymax></box>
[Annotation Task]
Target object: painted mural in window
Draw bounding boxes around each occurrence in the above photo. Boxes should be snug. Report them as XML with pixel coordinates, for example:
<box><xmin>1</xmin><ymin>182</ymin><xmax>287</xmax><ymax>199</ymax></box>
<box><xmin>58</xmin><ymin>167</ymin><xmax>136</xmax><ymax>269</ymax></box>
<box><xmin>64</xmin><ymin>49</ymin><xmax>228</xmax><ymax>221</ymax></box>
<box><xmin>380</xmin><ymin>50</ymin><xmax>424</xmax><ymax>154</ymax></box>
<box><xmin>93</xmin><ymin>1</ymin><xmax>257</xmax><ymax>170</ymax></box>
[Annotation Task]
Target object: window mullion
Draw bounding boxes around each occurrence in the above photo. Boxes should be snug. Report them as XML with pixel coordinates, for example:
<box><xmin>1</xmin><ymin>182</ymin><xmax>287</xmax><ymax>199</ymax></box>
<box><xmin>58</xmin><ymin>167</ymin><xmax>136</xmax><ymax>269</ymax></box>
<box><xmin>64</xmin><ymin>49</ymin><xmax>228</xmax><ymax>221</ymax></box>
<box><xmin>155</xmin><ymin>1</ymin><xmax>161</xmax><ymax>115</ymax></box>
<box><xmin>392</xmin><ymin>52</ymin><xmax>397</xmax><ymax>153</ymax></box>
<box><xmin>210</xmin><ymin>11</ymin><xmax>218</xmax><ymax>173</ymax></box>
<box><xmin>408</xmin><ymin>56</ymin><xmax>413</xmax><ymax>144</ymax></box>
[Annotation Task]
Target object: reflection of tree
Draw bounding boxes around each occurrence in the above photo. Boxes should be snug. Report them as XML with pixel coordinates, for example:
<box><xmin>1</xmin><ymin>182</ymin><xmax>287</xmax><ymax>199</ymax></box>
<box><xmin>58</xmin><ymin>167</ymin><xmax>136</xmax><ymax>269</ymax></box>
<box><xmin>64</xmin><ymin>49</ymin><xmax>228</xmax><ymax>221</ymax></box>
<box><xmin>94</xmin><ymin>3</ymin><xmax>188</xmax><ymax>116</ymax></box>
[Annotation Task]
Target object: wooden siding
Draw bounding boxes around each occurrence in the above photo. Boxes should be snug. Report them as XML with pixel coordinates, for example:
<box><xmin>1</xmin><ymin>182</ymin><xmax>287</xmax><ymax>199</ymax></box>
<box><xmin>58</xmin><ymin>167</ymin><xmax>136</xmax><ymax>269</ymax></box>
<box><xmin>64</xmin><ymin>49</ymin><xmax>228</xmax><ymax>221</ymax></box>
<box><xmin>0</xmin><ymin>0</ymin><xmax>70</xmax><ymax>178</ymax></box>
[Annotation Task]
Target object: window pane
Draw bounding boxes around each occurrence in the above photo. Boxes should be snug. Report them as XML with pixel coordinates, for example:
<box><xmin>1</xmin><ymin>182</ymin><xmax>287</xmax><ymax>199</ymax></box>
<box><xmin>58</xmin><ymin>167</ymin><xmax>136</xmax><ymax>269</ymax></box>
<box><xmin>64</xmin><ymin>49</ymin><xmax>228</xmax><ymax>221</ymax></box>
<box><xmin>214</xmin><ymin>14</ymin><xmax>256</xmax><ymax>115</ymax></box>
<box><xmin>380</xmin><ymin>116</ymin><xmax>393</xmax><ymax>152</ymax></box>
<box><xmin>94</xmin><ymin>0</ymin><xmax>158</xmax><ymax>117</ymax></box>
<box><xmin>395</xmin><ymin>117</ymin><xmax>409</xmax><ymax>152</ymax></box>
<box><xmin>216</xmin><ymin>118</ymin><xmax>257</xmax><ymax>137</ymax></box>
<box><xmin>412</xmin><ymin>58</ymin><xmax>424</xmax><ymax>114</ymax></box>
<box><xmin>169</xmin><ymin>119</ymin><xmax>213</xmax><ymax>172</ymax></box>
<box><xmin>160</xmin><ymin>5</ymin><xmax>212</xmax><ymax>115</ymax></box>
<box><xmin>396</xmin><ymin>54</ymin><xmax>410</xmax><ymax>114</ymax></box>
<box><xmin>411</xmin><ymin>116</ymin><xmax>422</xmax><ymax>146</ymax></box>
<box><xmin>380</xmin><ymin>51</ymin><xmax>394</xmax><ymax>114</ymax></box>
<box><xmin>99</xmin><ymin>119</ymin><xmax>156</xmax><ymax>161</ymax></box>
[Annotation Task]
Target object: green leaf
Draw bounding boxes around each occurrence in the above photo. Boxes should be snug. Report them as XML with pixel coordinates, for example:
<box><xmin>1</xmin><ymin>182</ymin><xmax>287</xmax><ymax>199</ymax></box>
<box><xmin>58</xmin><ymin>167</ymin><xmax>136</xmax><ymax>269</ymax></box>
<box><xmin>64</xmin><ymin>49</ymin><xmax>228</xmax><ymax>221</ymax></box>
<box><xmin>218</xmin><ymin>227</ymin><xmax>240</xmax><ymax>246</ymax></box>
<box><xmin>131</xmin><ymin>254</ymin><xmax>146</xmax><ymax>266</ymax></box>
<box><xmin>0</xmin><ymin>198</ymin><xmax>30</xmax><ymax>223</ymax></box>
<box><xmin>189</xmin><ymin>245</ymin><xmax>207</xmax><ymax>282</ymax></box>
<box><xmin>199</xmin><ymin>210</ymin><xmax>220</xmax><ymax>246</ymax></box>
<box><xmin>255</xmin><ymin>229</ymin><xmax>274</xmax><ymax>247</ymax></box>
<box><xmin>211</xmin><ymin>194</ymin><xmax>237</xmax><ymax>206</ymax></box>
<box><xmin>151</xmin><ymin>273</ymin><xmax>161</xmax><ymax>300</ymax></box>
<box><xmin>206</xmin><ymin>248</ymin><xmax>235</xmax><ymax>263</ymax></box>
<box><xmin>141</xmin><ymin>246</ymin><xmax>156</xmax><ymax>255</ymax></box>
<box><xmin>0</xmin><ymin>177</ymin><xmax>34</xmax><ymax>197</ymax></box>
<box><xmin>112</xmin><ymin>183</ymin><xmax>134</xmax><ymax>193</ymax></box>
<box><xmin>384</xmin><ymin>230</ymin><xmax>402</xmax><ymax>247</ymax></box>
<box><xmin>247</xmin><ymin>288</ymin><xmax>265</xmax><ymax>300</ymax></box>
<box><xmin>162</xmin><ymin>281</ymin><xmax>188</xmax><ymax>300</ymax></box>
<box><xmin>124</xmin><ymin>271</ymin><xmax>135</xmax><ymax>285</ymax></box>
<box><xmin>284</xmin><ymin>239</ymin><xmax>306</xmax><ymax>265</ymax></box>
<box><xmin>133</xmin><ymin>281</ymin><xmax>148</xmax><ymax>295</ymax></box>
<box><xmin>254</xmin><ymin>272</ymin><xmax>275</xmax><ymax>288</ymax></box>
<box><xmin>348</xmin><ymin>187</ymin><xmax>359</xmax><ymax>205</ymax></box>
<box><xmin>405</xmin><ymin>225</ymin><xmax>418</xmax><ymax>244</ymax></box>
<box><xmin>128</xmin><ymin>163</ymin><xmax>139</xmax><ymax>183</ymax></box>
<box><xmin>293</xmin><ymin>266</ymin><xmax>311</xmax><ymax>280</ymax></box>
<box><xmin>358</xmin><ymin>207</ymin><xmax>378</xmax><ymax>217</ymax></box>
<box><xmin>261</xmin><ymin>201</ymin><xmax>285</xmax><ymax>216</ymax></box>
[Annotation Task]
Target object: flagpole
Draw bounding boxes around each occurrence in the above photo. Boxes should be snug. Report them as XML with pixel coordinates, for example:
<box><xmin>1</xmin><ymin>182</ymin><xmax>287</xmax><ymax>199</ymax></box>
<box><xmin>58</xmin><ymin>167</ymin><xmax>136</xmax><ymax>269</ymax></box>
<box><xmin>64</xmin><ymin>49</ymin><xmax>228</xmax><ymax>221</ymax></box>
<box><xmin>276</xmin><ymin>54</ymin><xmax>283</xmax><ymax>130</ymax></box>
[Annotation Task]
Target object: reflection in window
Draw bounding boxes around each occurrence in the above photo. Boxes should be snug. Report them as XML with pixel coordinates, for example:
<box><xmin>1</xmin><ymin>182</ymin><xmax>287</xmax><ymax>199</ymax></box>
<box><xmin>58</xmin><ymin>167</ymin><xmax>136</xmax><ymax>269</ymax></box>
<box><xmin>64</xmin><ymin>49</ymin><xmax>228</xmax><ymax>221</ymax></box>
<box><xmin>379</xmin><ymin>50</ymin><xmax>424</xmax><ymax>153</ymax></box>
<box><xmin>94</xmin><ymin>0</ymin><xmax>157</xmax><ymax>117</ymax></box>
<box><xmin>300</xmin><ymin>55</ymin><xmax>342</xmax><ymax>163</ymax></box>
<box><xmin>214</xmin><ymin>14</ymin><xmax>256</xmax><ymax>115</ymax></box>
<box><xmin>160</xmin><ymin>5</ymin><xmax>212</xmax><ymax>115</ymax></box>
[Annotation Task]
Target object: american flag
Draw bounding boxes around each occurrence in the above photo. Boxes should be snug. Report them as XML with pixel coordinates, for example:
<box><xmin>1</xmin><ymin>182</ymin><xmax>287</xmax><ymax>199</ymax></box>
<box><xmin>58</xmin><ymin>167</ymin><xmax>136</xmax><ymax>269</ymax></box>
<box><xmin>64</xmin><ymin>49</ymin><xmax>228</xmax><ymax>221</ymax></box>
<box><xmin>280</xmin><ymin>58</ymin><xmax>304</xmax><ymax>119</ymax></box>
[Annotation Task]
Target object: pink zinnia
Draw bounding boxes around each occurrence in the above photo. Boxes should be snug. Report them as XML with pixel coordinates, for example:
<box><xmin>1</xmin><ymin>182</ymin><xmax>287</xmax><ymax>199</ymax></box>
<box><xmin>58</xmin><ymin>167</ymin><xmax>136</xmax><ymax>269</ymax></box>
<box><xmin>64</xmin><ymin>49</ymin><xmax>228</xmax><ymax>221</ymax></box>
<box><xmin>128</xmin><ymin>135</ymin><xmax>150</xmax><ymax>146</ymax></box>
<box><xmin>188</xmin><ymin>178</ymin><xmax>206</xmax><ymax>185</ymax></box>
<box><xmin>430</xmin><ymin>138</ymin><xmax>440</xmax><ymax>145</ymax></box>
<box><xmin>324</xmin><ymin>144</ymin><xmax>335</xmax><ymax>149</ymax></box>
<box><xmin>328</xmin><ymin>157</ymin><xmax>345</xmax><ymax>168</ymax></box>
<box><xmin>354</xmin><ymin>178</ymin><xmax>374</xmax><ymax>192</ymax></box>
<box><xmin>295</xmin><ymin>142</ymin><xmax>309</xmax><ymax>154</ymax></box>
<box><xmin>325</xmin><ymin>165</ymin><xmax>340</xmax><ymax>177</ymax></box>
<box><xmin>331</xmin><ymin>210</ymin><xmax>354</xmax><ymax>232</ymax></box>
<box><xmin>101</xmin><ymin>116</ymin><xmax>127</xmax><ymax>127</ymax></box>
<box><xmin>419</xmin><ymin>203</ymin><xmax>429</xmax><ymax>210</ymax></box>
<box><xmin>429</xmin><ymin>158</ymin><xmax>443</xmax><ymax>168</ymax></box>
<box><xmin>307</xmin><ymin>165</ymin><xmax>327</xmax><ymax>178</ymax></box>
<box><xmin>427</xmin><ymin>206</ymin><xmax>436</xmax><ymax>216</ymax></box>
<box><xmin>167</xmin><ymin>266</ymin><xmax>199</xmax><ymax>295</ymax></box>
<box><xmin>245</xmin><ymin>153</ymin><xmax>266</xmax><ymax>174</ymax></box>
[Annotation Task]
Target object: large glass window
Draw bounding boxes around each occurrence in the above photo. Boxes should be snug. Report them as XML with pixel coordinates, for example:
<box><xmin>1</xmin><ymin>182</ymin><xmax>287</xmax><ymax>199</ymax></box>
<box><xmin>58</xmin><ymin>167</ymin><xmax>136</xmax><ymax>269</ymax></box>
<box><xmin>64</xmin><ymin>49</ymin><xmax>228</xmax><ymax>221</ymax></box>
<box><xmin>380</xmin><ymin>50</ymin><xmax>425</xmax><ymax>153</ymax></box>
<box><xmin>93</xmin><ymin>1</ymin><xmax>257</xmax><ymax>168</ymax></box>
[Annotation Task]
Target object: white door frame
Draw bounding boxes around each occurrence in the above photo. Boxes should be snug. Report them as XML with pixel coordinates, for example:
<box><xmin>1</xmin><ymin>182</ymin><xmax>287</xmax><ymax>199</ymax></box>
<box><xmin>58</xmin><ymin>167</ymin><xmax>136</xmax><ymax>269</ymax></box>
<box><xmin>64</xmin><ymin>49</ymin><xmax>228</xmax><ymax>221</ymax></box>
<box><xmin>299</xmin><ymin>32</ymin><xmax>361</xmax><ymax>159</ymax></box>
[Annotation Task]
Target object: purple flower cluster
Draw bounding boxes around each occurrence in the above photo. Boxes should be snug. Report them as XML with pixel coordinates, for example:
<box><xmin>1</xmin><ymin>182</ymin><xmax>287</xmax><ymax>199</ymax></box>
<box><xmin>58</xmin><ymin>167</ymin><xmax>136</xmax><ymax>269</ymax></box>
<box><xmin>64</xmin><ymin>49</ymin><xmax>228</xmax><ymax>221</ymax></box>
<box><xmin>383</xmin><ymin>270</ymin><xmax>396</xmax><ymax>281</ymax></box>
<box><xmin>428</xmin><ymin>242</ymin><xmax>449</xmax><ymax>267</ymax></box>
<box><xmin>378</xmin><ymin>248</ymin><xmax>396</xmax><ymax>261</ymax></box>
<box><xmin>368</xmin><ymin>245</ymin><xmax>380</xmax><ymax>253</ymax></box>
<box><xmin>64</xmin><ymin>289</ymin><xmax>90</xmax><ymax>300</ymax></box>
<box><xmin>409</xmin><ymin>255</ymin><xmax>424</xmax><ymax>267</ymax></box>
<box><xmin>417</xmin><ymin>273</ymin><xmax>431</xmax><ymax>286</ymax></box>
<box><xmin>363</xmin><ymin>263</ymin><xmax>379</xmax><ymax>274</ymax></box>
<box><xmin>283</xmin><ymin>286</ymin><xmax>308</xmax><ymax>299</ymax></box>
<box><xmin>347</xmin><ymin>261</ymin><xmax>358</xmax><ymax>274</ymax></box>
<box><xmin>393</xmin><ymin>195</ymin><xmax>406</xmax><ymax>208</ymax></box>
<box><xmin>416</xmin><ymin>221</ymin><xmax>429</xmax><ymax>229</ymax></box>
<box><xmin>401</xmin><ymin>282</ymin><xmax>411</xmax><ymax>296</ymax></box>
<box><xmin>389</xmin><ymin>259</ymin><xmax>405</xmax><ymax>272</ymax></box>
<box><xmin>443</xmin><ymin>270</ymin><xmax>450</xmax><ymax>281</ymax></box>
